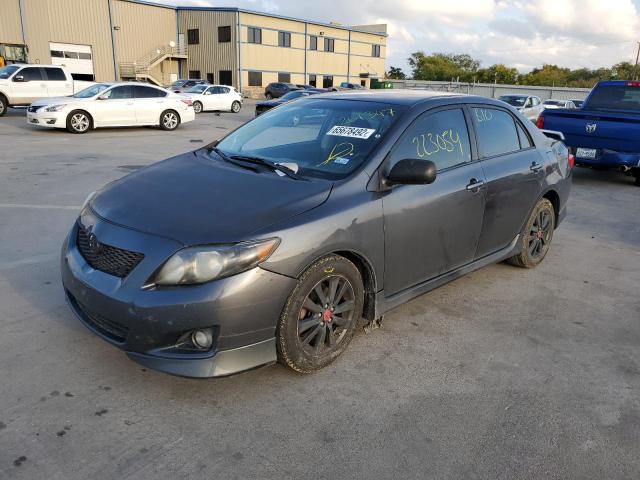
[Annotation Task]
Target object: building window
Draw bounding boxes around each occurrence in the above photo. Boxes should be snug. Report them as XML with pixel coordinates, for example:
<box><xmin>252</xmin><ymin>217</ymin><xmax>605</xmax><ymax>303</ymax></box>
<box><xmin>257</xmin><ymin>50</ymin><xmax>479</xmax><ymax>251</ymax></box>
<box><xmin>248</xmin><ymin>27</ymin><xmax>262</xmax><ymax>44</ymax></box>
<box><xmin>187</xmin><ymin>29</ymin><xmax>200</xmax><ymax>45</ymax></box>
<box><xmin>372</xmin><ymin>44</ymin><xmax>381</xmax><ymax>57</ymax></box>
<box><xmin>218</xmin><ymin>26</ymin><xmax>231</xmax><ymax>43</ymax></box>
<box><xmin>189</xmin><ymin>70</ymin><xmax>201</xmax><ymax>79</ymax></box>
<box><xmin>219</xmin><ymin>70</ymin><xmax>232</xmax><ymax>86</ymax></box>
<box><xmin>278</xmin><ymin>31</ymin><xmax>291</xmax><ymax>48</ymax></box>
<box><xmin>323</xmin><ymin>75</ymin><xmax>333</xmax><ymax>88</ymax></box>
<box><xmin>324</xmin><ymin>38</ymin><xmax>334</xmax><ymax>52</ymax></box>
<box><xmin>309</xmin><ymin>36</ymin><xmax>318</xmax><ymax>50</ymax></box>
<box><xmin>361</xmin><ymin>79</ymin><xmax>366</xmax><ymax>87</ymax></box>
<box><xmin>207</xmin><ymin>73</ymin><xmax>214</xmax><ymax>83</ymax></box>
<box><xmin>278</xmin><ymin>72</ymin><xmax>290</xmax><ymax>83</ymax></box>
<box><xmin>309</xmin><ymin>74</ymin><xmax>317</xmax><ymax>87</ymax></box>
<box><xmin>248</xmin><ymin>71</ymin><xmax>262</xmax><ymax>86</ymax></box>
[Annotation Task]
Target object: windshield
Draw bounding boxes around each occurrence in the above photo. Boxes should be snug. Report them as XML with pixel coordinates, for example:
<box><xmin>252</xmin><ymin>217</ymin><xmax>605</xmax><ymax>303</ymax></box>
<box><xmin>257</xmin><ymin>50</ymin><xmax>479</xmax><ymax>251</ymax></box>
<box><xmin>587</xmin><ymin>85</ymin><xmax>640</xmax><ymax>111</ymax></box>
<box><xmin>281</xmin><ymin>91</ymin><xmax>308</xmax><ymax>100</ymax></box>
<box><xmin>187</xmin><ymin>85</ymin><xmax>208</xmax><ymax>94</ymax></box>
<box><xmin>216</xmin><ymin>99</ymin><xmax>405</xmax><ymax>180</ymax></box>
<box><xmin>171</xmin><ymin>80</ymin><xmax>186</xmax><ymax>88</ymax></box>
<box><xmin>73</xmin><ymin>83</ymin><xmax>111</xmax><ymax>98</ymax></box>
<box><xmin>0</xmin><ymin>65</ymin><xmax>20</xmax><ymax>79</ymax></box>
<box><xmin>499</xmin><ymin>95</ymin><xmax>527</xmax><ymax>107</ymax></box>
<box><xmin>544</xmin><ymin>100</ymin><xmax>561</xmax><ymax>105</ymax></box>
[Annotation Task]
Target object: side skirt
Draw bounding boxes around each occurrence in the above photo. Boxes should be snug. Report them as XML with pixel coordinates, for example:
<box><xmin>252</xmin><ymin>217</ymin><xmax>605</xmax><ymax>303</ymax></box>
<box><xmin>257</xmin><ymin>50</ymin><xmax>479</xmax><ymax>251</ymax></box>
<box><xmin>375</xmin><ymin>235</ymin><xmax>520</xmax><ymax>317</ymax></box>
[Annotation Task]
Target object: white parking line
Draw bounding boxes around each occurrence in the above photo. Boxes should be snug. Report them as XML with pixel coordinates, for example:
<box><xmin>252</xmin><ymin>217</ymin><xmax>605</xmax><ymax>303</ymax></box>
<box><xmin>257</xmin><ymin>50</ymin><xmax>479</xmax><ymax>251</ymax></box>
<box><xmin>0</xmin><ymin>203</ymin><xmax>79</xmax><ymax>210</ymax></box>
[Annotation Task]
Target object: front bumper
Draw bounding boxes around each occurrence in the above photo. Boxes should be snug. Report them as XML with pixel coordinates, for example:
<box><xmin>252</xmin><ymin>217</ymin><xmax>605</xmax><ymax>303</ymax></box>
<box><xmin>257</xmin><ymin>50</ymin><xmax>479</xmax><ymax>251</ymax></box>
<box><xmin>60</xmin><ymin>209</ymin><xmax>297</xmax><ymax>377</ymax></box>
<box><xmin>27</xmin><ymin>109</ymin><xmax>66</xmax><ymax>128</ymax></box>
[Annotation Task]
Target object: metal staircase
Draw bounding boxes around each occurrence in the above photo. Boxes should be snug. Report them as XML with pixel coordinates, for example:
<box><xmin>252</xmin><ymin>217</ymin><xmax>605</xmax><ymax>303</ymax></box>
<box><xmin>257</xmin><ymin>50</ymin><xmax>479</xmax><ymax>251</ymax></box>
<box><xmin>119</xmin><ymin>44</ymin><xmax>187</xmax><ymax>85</ymax></box>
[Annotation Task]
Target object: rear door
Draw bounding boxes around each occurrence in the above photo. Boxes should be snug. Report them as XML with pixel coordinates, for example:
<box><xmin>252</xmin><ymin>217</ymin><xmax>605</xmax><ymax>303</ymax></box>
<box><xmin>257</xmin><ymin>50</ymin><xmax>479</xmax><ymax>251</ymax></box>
<box><xmin>43</xmin><ymin>67</ymin><xmax>71</xmax><ymax>97</ymax></box>
<box><xmin>471</xmin><ymin>105</ymin><xmax>544</xmax><ymax>258</ymax></box>
<box><xmin>12</xmin><ymin>67</ymin><xmax>48</xmax><ymax>104</ymax></box>
<box><xmin>93</xmin><ymin>85</ymin><xmax>135</xmax><ymax>126</ymax></box>
<box><xmin>133</xmin><ymin>85</ymin><xmax>167</xmax><ymax>124</ymax></box>
<box><xmin>383</xmin><ymin>106</ymin><xmax>487</xmax><ymax>295</ymax></box>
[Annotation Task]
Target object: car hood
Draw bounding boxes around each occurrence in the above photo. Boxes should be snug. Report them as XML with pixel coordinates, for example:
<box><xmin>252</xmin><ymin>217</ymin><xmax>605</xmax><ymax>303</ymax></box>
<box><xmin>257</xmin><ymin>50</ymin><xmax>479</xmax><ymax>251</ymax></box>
<box><xmin>90</xmin><ymin>150</ymin><xmax>332</xmax><ymax>245</ymax></box>
<box><xmin>31</xmin><ymin>96</ymin><xmax>85</xmax><ymax>107</ymax></box>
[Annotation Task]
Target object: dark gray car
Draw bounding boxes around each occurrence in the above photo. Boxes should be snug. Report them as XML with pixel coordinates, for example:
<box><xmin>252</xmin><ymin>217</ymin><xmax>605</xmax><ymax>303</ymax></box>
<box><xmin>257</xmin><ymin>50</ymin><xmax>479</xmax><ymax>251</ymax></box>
<box><xmin>61</xmin><ymin>91</ymin><xmax>572</xmax><ymax>377</ymax></box>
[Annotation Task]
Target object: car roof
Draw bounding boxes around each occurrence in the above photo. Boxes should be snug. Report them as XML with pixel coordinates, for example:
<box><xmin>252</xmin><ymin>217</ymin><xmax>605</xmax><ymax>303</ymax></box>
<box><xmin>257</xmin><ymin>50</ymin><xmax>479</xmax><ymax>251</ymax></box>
<box><xmin>313</xmin><ymin>89</ymin><xmax>476</xmax><ymax>106</ymax></box>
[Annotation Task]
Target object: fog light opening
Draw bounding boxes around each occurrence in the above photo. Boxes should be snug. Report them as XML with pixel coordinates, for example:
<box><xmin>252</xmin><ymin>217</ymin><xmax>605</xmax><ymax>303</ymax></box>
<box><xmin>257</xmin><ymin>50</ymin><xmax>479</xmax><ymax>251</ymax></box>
<box><xmin>191</xmin><ymin>329</ymin><xmax>213</xmax><ymax>349</ymax></box>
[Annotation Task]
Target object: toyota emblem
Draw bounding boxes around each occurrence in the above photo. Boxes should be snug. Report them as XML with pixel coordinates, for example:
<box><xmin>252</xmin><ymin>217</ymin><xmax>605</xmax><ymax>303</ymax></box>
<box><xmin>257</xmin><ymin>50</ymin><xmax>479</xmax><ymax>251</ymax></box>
<box><xmin>585</xmin><ymin>123</ymin><xmax>597</xmax><ymax>133</ymax></box>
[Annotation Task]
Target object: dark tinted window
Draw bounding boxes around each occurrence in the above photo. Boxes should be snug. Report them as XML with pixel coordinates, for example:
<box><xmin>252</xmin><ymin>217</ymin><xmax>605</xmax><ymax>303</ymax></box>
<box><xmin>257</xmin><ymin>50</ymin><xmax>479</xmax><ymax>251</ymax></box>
<box><xmin>134</xmin><ymin>86</ymin><xmax>166</xmax><ymax>98</ymax></box>
<box><xmin>323</xmin><ymin>75</ymin><xmax>333</xmax><ymax>88</ymax></box>
<box><xmin>50</xmin><ymin>50</ymin><xmax>64</xmax><ymax>58</ymax></box>
<box><xmin>278</xmin><ymin>72</ymin><xmax>290</xmax><ymax>83</ymax></box>
<box><xmin>391</xmin><ymin>108</ymin><xmax>472</xmax><ymax>171</ymax></box>
<box><xmin>472</xmin><ymin>107</ymin><xmax>520</xmax><ymax>157</ymax></box>
<box><xmin>218</xmin><ymin>26</ymin><xmax>231</xmax><ymax>42</ymax></box>
<box><xmin>187</xmin><ymin>29</ymin><xmax>199</xmax><ymax>45</ymax></box>
<box><xmin>309</xmin><ymin>74</ymin><xmax>317</xmax><ymax>87</ymax></box>
<box><xmin>516</xmin><ymin>122</ymin><xmax>533</xmax><ymax>148</ymax></box>
<box><xmin>188</xmin><ymin>71</ymin><xmax>200</xmax><ymax>80</ymax></box>
<box><xmin>310</xmin><ymin>36</ymin><xmax>318</xmax><ymax>50</ymax></box>
<box><xmin>248</xmin><ymin>71</ymin><xmax>262</xmax><ymax>86</ymax></box>
<box><xmin>64</xmin><ymin>51</ymin><xmax>78</xmax><ymax>59</ymax></box>
<box><xmin>104</xmin><ymin>86</ymin><xmax>133</xmax><ymax>99</ymax></box>
<box><xmin>44</xmin><ymin>67</ymin><xmax>66</xmax><ymax>81</ymax></box>
<box><xmin>499</xmin><ymin>95</ymin><xmax>527</xmax><ymax>107</ymax></box>
<box><xmin>20</xmin><ymin>67</ymin><xmax>43</xmax><ymax>81</ymax></box>
<box><xmin>587</xmin><ymin>84</ymin><xmax>640</xmax><ymax>111</ymax></box>
<box><xmin>206</xmin><ymin>73</ymin><xmax>214</xmax><ymax>83</ymax></box>
<box><xmin>248</xmin><ymin>27</ymin><xmax>262</xmax><ymax>44</ymax></box>
<box><xmin>219</xmin><ymin>70</ymin><xmax>232</xmax><ymax>85</ymax></box>
<box><xmin>278</xmin><ymin>31</ymin><xmax>291</xmax><ymax>47</ymax></box>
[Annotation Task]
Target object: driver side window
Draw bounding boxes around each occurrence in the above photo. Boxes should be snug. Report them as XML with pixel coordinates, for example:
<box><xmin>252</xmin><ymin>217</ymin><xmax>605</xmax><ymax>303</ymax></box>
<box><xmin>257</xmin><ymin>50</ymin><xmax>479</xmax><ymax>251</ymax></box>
<box><xmin>103</xmin><ymin>86</ymin><xmax>133</xmax><ymax>99</ymax></box>
<box><xmin>389</xmin><ymin>108</ymin><xmax>472</xmax><ymax>172</ymax></box>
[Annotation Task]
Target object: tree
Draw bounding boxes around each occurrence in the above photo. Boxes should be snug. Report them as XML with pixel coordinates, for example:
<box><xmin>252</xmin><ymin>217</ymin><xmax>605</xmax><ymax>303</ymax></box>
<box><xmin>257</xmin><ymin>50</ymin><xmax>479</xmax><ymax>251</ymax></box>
<box><xmin>476</xmin><ymin>64</ymin><xmax>518</xmax><ymax>84</ymax></box>
<box><xmin>521</xmin><ymin>64</ymin><xmax>571</xmax><ymax>87</ymax></box>
<box><xmin>387</xmin><ymin>66</ymin><xmax>406</xmax><ymax>79</ymax></box>
<box><xmin>409</xmin><ymin>51</ymin><xmax>479</xmax><ymax>82</ymax></box>
<box><xmin>611</xmin><ymin>62</ymin><xmax>635</xmax><ymax>80</ymax></box>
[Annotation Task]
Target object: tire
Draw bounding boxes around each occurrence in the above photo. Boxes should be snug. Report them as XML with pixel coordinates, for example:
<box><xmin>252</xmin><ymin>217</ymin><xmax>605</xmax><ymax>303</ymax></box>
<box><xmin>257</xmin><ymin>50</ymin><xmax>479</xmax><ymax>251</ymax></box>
<box><xmin>0</xmin><ymin>94</ymin><xmax>7</xmax><ymax>117</ymax></box>
<box><xmin>231</xmin><ymin>101</ymin><xmax>241</xmax><ymax>113</ymax></box>
<box><xmin>634</xmin><ymin>175</ymin><xmax>640</xmax><ymax>187</ymax></box>
<box><xmin>277</xmin><ymin>255</ymin><xmax>364</xmax><ymax>373</ymax></box>
<box><xmin>507</xmin><ymin>198</ymin><xmax>555</xmax><ymax>268</ymax></box>
<box><xmin>66</xmin><ymin>110</ymin><xmax>92</xmax><ymax>134</ymax></box>
<box><xmin>159</xmin><ymin>110</ymin><xmax>180</xmax><ymax>131</ymax></box>
<box><xmin>193</xmin><ymin>101</ymin><xmax>203</xmax><ymax>114</ymax></box>
<box><xmin>265</xmin><ymin>93</ymin><xmax>272</xmax><ymax>100</ymax></box>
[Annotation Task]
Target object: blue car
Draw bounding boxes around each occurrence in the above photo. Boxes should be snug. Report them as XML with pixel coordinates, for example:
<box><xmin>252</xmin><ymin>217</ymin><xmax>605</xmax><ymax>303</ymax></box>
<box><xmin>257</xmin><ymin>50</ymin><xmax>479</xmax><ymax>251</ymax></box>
<box><xmin>537</xmin><ymin>80</ymin><xmax>640</xmax><ymax>185</ymax></box>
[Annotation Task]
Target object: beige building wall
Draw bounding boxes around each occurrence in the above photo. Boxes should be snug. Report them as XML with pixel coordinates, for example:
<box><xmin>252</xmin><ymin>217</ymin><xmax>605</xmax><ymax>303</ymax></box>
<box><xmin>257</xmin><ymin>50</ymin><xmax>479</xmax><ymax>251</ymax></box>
<box><xmin>0</xmin><ymin>0</ymin><xmax>24</xmax><ymax>44</ymax></box>
<box><xmin>178</xmin><ymin>10</ymin><xmax>238</xmax><ymax>86</ymax></box>
<box><xmin>20</xmin><ymin>0</ymin><xmax>115</xmax><ymax>81</ymax></box>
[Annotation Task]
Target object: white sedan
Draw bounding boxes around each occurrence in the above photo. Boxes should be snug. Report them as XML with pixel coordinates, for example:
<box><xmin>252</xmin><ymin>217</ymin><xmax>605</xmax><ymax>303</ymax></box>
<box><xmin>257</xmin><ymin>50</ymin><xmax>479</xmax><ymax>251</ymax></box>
<box><xmin>182</xmin><ymin>84</ymin><xmax>243</xmax><ymax>114</ymax></box>
<box><xmin>26</xmin><ymin>82</ymin><xmax>195</xmax><ymax>133</ymax></box>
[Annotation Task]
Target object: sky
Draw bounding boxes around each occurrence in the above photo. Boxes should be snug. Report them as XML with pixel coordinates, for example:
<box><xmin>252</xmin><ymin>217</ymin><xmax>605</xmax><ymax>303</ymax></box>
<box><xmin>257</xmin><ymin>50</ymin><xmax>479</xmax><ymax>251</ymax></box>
<box><xmin>158</xmin><ymin>0</ymin><xmax>640</xmax><ymax>74</ymax></box>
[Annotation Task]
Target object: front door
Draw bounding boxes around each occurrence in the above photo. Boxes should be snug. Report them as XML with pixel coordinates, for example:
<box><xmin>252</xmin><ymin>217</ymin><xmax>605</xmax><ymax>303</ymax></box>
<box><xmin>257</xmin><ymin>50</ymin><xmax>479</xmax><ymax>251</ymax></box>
<box><xmin>93</xmin><ymin>85</ymin><xmax>136</xmax><ymax>126</ymax></box>
<box><xmin>383</xmin><ymin>107</ymin><xmax>486</xmax><ymax>296</ymax></box>
<box><xmin>469</xmin><ymin>106</ymin><xmax>544</xmax><ymax>258</ymax></box>
<box><xmin>12</xmin><ymin>66</ymin><xmax>47</xmax><ymax>104</ymax></box>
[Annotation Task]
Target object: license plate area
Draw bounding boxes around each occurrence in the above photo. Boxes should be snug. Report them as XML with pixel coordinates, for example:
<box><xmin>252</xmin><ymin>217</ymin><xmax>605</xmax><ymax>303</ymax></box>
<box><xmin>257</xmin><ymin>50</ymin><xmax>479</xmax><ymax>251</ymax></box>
<box><xmin>575</xmin><ymin>147</ymin><xmax>597</xmax><ymax>159</ymax></box>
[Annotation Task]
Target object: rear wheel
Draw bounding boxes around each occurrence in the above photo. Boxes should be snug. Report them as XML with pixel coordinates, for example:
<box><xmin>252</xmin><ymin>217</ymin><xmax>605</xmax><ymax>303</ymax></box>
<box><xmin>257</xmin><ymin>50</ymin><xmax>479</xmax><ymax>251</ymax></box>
<box><xmin>160</xmin><ymin>110</ymin><xmax>180</xmax><ymax>131</ymax></box>
<box><xmin>66</xmin><ymin>110</ymin><xmax>92</xmax><ymax>134</ymax></box>
<box><xmin>231</xmin><ymin>101</ymin><xmax>241</xmax><ymax>113</ymax></box>
<box><xmin>0</xmin><ymin>95</ymin><xmax>7</xmax><ymax>117</ymax></box>
<box><xmin>193</xmin><ymin>101</ymin><xmax>203</xmax><ymax>114</ymax></box>
<box><xmin>634</xmin><ymin>175</ymin><xmax>640</xmax><ymax>187</ymax></box>
<box><xmin>507</xmin><ymin>198</ymin><xmax>555</xmax><ymax>268</ymax></box>
<box><xmin>277</xmin><ymin>255</ymin><xmax>364</xmax><ymax>373</ymax></box>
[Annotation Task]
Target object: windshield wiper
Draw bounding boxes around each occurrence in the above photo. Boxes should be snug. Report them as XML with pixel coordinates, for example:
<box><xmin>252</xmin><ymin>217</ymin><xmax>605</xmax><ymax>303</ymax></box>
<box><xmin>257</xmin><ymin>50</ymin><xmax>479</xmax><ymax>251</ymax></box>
<box><xmin>207</xmin><ymin>147</ymin><xmax>260</xmax><ymax>172</ymax></box>
<box><xmin>228</xmin><ymin>154</ymin><xmax>306</xmax><ymax>180</ymax></box>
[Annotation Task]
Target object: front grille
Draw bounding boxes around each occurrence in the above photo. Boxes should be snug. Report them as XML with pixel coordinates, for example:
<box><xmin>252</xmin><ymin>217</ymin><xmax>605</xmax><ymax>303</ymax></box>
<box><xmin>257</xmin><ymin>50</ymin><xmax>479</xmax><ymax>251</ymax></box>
<box><xmin>67</xmin><ymin>292</ymin><xmax>129</xmax><ymax>343</ymax></box>
<box><xmin>76</xmin><ymin>224</ymin><xmax>144</xmax><ymax>278</ymax></box>
<box><xmin>28</xmin><ymin>106</ymin><xmax>40</xmax><ymax>113</ymax></box>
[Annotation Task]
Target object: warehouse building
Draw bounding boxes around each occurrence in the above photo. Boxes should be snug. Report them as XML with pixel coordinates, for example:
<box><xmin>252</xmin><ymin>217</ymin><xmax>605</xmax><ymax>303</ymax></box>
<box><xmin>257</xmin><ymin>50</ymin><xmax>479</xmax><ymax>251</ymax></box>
<box><xmin>0</xmin><ymin>0</ymin><xmax>387</xmax><ymax>94</ymax></box>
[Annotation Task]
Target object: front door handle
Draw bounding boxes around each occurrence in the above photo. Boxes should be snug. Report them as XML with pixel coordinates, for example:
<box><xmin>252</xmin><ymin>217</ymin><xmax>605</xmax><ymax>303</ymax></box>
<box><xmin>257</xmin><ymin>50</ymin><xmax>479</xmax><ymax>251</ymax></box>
<box><xmin>530</xmin><ymin>162</ymin><xmax>543</xmax><ymax>172</ymax></box>
<box><xmin>466</xmin><ymin>178</ymin><xmax>484</xmax><ymax>191</ymax></box>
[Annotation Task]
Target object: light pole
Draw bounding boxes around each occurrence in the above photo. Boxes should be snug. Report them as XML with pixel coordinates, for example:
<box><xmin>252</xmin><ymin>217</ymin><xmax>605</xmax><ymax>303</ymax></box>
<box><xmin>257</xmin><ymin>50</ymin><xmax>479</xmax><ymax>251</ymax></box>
<box><xmin>169</xmin><ymin>41</ymin><xmax>176</xmax><ymax>84</ymax></box>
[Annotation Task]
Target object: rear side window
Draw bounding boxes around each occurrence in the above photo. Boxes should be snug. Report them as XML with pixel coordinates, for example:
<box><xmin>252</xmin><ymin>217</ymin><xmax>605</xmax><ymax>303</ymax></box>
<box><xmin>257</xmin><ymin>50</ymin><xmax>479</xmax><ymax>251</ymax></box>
<box><xmin>516</xmin><ymin>122</ymin><xmax>533</xmax><ymax>149</ymax></box>
<box><xmin>44</xmin><ymin>68</ymin><xmax>66</xmax><ymax>81</ymax></box>
<box><xmin>134</xmin><ymin>86</ymin><xmax>166</xmax><ymax>98</ymax></box>
<box><xmin>104</xmin><ymin>86</ymin><xmax>133</xmax><ymax>99</ymax></box>
<box><xmin>471</xmin><ymin>107</ymin><xmax>520</xmax><ymax>158</ymax></box>
<box><xmin>390</xmin><ymin>108</ymin><xmax>472</xmax><ymax>171</ymax></box>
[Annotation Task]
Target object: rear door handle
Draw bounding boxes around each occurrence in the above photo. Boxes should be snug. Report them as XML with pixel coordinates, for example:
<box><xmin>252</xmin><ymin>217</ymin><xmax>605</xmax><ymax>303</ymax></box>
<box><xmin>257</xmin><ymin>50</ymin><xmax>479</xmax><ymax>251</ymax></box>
<box><xmin>530</xmin><ymin>162</ymin><xmax>543</xmax><ymax>172</ymax></box>
<box><xmin>466</xmin><ymin>178</ymin><xmax>484</xmax><ymax>191</ymax></box>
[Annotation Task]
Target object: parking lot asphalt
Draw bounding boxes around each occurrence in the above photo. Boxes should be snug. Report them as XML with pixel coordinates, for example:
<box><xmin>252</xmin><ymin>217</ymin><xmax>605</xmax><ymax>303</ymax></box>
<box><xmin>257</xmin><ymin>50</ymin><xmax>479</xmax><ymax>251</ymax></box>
<box><xmin>0</xmin><ymin>101</ymin><xmax>639</xmax><ymax>480</ymax></box>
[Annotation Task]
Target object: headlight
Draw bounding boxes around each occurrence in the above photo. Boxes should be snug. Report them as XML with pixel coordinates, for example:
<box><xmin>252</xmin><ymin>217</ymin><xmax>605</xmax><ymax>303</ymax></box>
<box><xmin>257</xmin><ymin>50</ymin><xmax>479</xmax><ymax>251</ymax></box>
<box><xmin>153</xmin><ymin>238</ymin><xmax>280</xmax><ymax>285</ymax></box>
<box><xmin>80</xmin><ymin>191</ymin><xmax>96</xmax><ymax>212</ymax></box>
<box><xmin>44</xmin><ymin>104</ymin><xmax>67</xmax><ymax>112</ymax></box>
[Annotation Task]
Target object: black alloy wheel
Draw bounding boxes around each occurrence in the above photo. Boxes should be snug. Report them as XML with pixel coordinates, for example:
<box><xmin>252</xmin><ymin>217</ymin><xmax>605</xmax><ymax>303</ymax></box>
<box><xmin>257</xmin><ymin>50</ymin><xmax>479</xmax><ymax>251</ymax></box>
<box><xmin>508</xmin><ymin>198</ymin><xmax>555</xmax><ymax>268</ymax></box>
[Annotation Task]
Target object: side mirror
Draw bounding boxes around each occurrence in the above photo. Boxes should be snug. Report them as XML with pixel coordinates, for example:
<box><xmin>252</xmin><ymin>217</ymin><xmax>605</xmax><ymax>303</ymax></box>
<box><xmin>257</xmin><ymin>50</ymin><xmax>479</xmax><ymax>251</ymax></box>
<box><xmin>386</xmin><ymin>159</ymin><xmax>437</xmax><ymax>186</ymax></box>
<box><xmin>97</xmin><ymin>94</ymin><xmax>109</xmax><ymax>100</ymax></box>
<box><xmin>204</xmin><ymin>91</ymin><xmax>211</xmax><ymax>95</ymax></box>
<box><xmin>13</xmin><ymin>75</ymin><xmax>25</xmax><ymax>82</ymax></box>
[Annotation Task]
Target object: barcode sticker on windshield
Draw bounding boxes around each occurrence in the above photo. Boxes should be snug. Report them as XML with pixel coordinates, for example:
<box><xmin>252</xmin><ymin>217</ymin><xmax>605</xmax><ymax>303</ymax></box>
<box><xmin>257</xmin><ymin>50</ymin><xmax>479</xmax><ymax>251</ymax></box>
<box><xmin>327</xmin><ymin>125</ymin><xmax>376</xmax><ymax>139</ymax></box>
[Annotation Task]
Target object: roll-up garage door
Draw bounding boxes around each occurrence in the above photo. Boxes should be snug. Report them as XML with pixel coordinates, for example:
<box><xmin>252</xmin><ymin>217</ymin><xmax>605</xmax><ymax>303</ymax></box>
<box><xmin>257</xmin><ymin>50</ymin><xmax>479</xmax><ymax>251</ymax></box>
<box><xmin>49</xmin><ymin>42</ymin><xmax>94</xmax><ymax>81</ymax></box>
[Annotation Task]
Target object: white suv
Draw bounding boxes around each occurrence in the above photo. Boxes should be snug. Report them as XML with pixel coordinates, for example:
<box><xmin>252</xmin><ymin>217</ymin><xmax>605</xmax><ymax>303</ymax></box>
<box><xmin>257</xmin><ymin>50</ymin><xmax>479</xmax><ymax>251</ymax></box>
<box><xmin>26</xmin><ymin>82</ymin><xmax>195</xmax><ymax>133</ymax></box>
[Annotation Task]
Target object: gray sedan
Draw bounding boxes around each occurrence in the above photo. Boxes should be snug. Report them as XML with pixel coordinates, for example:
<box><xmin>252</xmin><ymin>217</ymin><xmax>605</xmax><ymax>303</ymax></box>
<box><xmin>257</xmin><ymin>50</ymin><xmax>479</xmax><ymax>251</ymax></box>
<box><xmin>61</xmin><ymin>91</ymin><xmax>572</xmax><ymax>377</ymax></box>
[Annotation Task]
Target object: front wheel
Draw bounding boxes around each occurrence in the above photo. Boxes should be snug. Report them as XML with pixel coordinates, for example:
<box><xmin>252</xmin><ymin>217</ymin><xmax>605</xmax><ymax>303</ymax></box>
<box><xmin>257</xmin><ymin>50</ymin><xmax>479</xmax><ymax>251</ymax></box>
<box><xmin>0</xmin><ymin>95</ymin><xmax>7</xmax><ymax>117</ymax></box>
<box><xmin>66</xmin><ymin>110</ymin><xmax>92</xmax><ymax>134</ymax></box>
<box><xmin>277</xmin><ymin>255</ymin><xmax>364</xmax><ymax>373</ymax></box>
<box><xmin>507</xmin><ymin>198</ymin><xmax>555</xmax><ymax>268</ymax></box>
<box><xmin>193</xmin><ymin>101</ymin><xmax>203</xmax><ymax>114</ymax></box>
<box><xmin>160</xmin><ymin>110</ymin><xmax>180</xmax><ymax>131</ymax></box>
<box><xmin>231</xmin><ymin>101</ymin><xmax>241</xmax><ymax>113</ymax></box>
